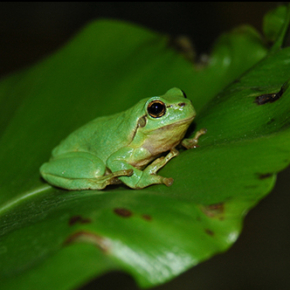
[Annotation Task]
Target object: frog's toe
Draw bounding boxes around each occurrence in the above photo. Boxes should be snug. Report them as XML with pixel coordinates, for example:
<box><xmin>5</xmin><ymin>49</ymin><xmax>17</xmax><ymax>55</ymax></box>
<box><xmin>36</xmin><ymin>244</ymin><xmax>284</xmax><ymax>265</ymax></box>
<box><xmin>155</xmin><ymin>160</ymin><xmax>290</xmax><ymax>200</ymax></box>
<box><xmin>126</xmin><ymin>169</ymin><xmax>134</xmax><ymax>176</ymax></box>
<box><xmin>163</xmin><ymin>177</ymin><xmax>174</xmax><ymax>187</ymax></box>
<box><xmin>111</xmin><ymin>169</ymin><xmax>133</xmax><ymax>177</ymax></box>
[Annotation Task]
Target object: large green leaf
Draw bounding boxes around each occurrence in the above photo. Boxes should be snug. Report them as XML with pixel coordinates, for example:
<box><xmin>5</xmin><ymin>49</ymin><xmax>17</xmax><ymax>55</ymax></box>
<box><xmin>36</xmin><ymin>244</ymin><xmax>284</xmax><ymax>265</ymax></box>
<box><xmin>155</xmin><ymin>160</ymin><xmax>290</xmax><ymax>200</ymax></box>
<box><xmin>1</xmin><ymin>5</ymin><xmax>290</xmax><ymax>290</ymax></box>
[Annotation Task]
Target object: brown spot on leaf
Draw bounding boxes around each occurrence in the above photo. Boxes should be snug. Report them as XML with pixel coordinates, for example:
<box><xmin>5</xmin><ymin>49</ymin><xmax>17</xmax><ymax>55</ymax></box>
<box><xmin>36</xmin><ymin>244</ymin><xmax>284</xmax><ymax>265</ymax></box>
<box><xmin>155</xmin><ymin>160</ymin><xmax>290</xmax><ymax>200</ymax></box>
<box><xmin>255</xmin><ymin>86</ymin><xmax>284</xmax><ymax>105</ymax></box>
<box><xmin>114</xmin><ymin>208</ymin><xmax>132</xmax><ymax>218</ymax></box>
<box><xmin>142</xmin><ymin>214</ymin><xmax>152</xmax><ymax>221</ymax></box>
<box><xmin>69</xmin><ymin>215</ymin><xmax>92</xmax><ymax>226</ymax></box>
<box><xmin>63</xmin><ymin>231</ymin><xmax>110</xmax><ymax>253</ymax></box>
<box><xmin>205</xmin><ymin>229</ymin><xmax>214</xmax><ymax>236</ymax></box>
<box><xmin>258</xmin><ymin>173</ymin><xmax>273</xmax><ymax>179</ymax></box>
<box><xmin>201</xmin><ymin>203</ymin><xmax>224</xmax><ymax>219</ymax></box>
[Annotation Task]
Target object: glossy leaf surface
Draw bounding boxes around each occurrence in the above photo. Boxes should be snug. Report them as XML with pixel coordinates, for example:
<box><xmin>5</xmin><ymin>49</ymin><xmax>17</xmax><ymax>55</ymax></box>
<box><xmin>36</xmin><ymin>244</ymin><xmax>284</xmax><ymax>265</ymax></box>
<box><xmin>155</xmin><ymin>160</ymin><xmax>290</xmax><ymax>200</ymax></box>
<box><xmin>1</xmin><ymin>6</ymin><xmax>290</xmax><ymax>290</ymax></box>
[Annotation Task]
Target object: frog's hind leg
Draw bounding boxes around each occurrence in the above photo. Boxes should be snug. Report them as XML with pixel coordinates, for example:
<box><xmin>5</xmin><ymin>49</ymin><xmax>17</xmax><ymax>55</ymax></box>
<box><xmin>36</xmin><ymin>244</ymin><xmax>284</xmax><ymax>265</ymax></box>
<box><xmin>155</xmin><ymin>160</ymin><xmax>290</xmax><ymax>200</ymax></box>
<box><xmin>40</xmin><ymin>152</ymin><xmax>132</xmax><ymax>190</ymax></box>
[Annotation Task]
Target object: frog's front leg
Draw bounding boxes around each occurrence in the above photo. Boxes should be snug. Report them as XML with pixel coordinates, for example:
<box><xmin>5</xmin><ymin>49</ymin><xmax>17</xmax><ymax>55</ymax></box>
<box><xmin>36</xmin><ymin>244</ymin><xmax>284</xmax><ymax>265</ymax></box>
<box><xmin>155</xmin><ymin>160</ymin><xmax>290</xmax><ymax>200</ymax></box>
<box><xmin>181</xmin><ymin>128</ymin><xmax>207</xmax><ymax>149</ymax></box>
<box><xmin>40</xmin><ymin>152</ymin><xmax>132</xmax><ymax>190</ymax></box>
<box><xmin>107</xmin><ymin>147</ymin><xmax>178</xmax><ymax>189</ymax></box>
<box><xmin>141</xmin><ymin>148</ymin><xmax>179</xmax><ymax>186</ymax></box>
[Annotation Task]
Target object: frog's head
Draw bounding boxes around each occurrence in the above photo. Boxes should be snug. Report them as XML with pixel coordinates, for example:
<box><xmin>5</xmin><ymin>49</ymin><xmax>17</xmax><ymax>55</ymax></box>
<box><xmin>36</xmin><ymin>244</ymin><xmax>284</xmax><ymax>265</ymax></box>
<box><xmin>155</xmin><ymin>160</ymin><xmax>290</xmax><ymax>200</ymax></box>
<box><xmin>139</xmin><ymin>87</ymin><xmax>196</xmax><ymax>131</ymax></box>
<box><xmin>136</xmin><ymin>88</ymin><xmax>196</xmax><ymax>154</ymax></box>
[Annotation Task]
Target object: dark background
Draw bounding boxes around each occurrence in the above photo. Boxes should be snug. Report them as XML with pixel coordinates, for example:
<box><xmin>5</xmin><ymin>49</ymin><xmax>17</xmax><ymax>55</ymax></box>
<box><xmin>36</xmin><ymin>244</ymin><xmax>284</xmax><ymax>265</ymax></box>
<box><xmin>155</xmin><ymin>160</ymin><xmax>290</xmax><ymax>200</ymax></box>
<box><xmin>1</xmin><ymin>3</ymin><xmax>289</xmax><ymax>290</ymax></box>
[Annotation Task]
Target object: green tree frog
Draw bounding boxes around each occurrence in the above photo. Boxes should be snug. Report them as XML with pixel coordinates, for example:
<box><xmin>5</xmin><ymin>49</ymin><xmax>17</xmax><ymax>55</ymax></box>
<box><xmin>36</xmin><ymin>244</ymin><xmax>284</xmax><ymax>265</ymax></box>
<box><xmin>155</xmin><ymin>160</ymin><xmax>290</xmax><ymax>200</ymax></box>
<box><xmin>40</xmin><ymin>88</ymin><xmax>206</xmax><ymax>190</ymax></box>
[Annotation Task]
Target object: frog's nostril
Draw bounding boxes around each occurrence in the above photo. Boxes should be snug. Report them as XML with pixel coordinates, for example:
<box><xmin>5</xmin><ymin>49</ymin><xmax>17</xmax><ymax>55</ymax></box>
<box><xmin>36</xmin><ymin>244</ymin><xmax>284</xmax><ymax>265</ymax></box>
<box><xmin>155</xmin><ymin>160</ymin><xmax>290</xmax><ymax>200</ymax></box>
<box><xmin>178</xmin><ymin>103</ymin><xmax>186</xmax><ymax>107</ymax></box>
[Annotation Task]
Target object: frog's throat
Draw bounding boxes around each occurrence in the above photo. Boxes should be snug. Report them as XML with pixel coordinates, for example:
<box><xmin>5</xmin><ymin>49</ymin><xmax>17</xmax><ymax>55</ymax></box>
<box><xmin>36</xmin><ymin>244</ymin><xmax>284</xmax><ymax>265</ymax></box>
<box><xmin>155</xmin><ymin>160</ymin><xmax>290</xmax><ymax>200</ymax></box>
<box><xmin>141</xmin><ymin>116</ymin><xmax>195</xmax><ymax>156</ymax></box>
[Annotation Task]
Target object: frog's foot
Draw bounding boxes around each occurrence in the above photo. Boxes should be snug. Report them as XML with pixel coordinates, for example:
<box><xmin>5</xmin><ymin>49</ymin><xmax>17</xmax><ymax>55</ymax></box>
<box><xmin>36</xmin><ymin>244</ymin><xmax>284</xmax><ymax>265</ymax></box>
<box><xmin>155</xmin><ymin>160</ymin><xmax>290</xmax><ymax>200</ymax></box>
<box><xmin>65</xmin><ymin>169</ymin><xmax>133</xmax><ymax>190</ymax></box>
<box><xmin>182</xmin><ymin>128</ymin><xmax>207</xmax><ymax>149</ymax></box>
<box><xmin>135</xmin><ymin>148</ymin><xmax>179</xmax><ymax>188</ymax></box>
<box><xmin>88</xmin><ymin>169</ymin><xmax>133</xmax><ymax>189</ymax></box>
<box><xmin>108</xmin><ymin>169</ymin><xmax>134</xmax><ymax>178</ymax></box>
<box><xmin>134</xmin><ymin>174</ymin><xmax>174</xmax><ymax>189</ymax></box>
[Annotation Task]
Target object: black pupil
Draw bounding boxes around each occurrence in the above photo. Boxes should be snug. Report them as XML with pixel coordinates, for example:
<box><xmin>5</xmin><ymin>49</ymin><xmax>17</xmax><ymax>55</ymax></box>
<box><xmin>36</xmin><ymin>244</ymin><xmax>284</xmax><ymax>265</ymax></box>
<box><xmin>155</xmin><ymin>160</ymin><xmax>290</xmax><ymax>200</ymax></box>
<box><xmin>149</xmin><ymin>102</ymin><xmax>164</xmax><ymax>117</ymax></box>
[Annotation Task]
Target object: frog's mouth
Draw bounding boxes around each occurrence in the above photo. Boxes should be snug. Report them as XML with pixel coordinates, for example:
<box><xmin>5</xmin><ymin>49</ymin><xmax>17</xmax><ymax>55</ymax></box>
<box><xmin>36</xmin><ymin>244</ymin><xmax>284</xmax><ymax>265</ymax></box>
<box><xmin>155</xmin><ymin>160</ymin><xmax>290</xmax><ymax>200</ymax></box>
<box><xmin>161</xmin><ymin>115</ymin><xmax>195</xmax><ymax>130</ymax></box>
<box><xmin>176</xmin><ymin>115</ymin><xmax>195</xmax><ymax>124</ymax></box>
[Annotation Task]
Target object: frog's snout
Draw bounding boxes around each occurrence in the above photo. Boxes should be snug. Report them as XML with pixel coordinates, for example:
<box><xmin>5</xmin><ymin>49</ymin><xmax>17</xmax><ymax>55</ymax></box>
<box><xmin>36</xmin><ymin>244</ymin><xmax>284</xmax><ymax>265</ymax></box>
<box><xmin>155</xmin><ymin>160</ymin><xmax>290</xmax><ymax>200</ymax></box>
<box><xmin>178</xmin><ymin>102</ymin><xmax>186</xmax><ymax>107</ymax></box>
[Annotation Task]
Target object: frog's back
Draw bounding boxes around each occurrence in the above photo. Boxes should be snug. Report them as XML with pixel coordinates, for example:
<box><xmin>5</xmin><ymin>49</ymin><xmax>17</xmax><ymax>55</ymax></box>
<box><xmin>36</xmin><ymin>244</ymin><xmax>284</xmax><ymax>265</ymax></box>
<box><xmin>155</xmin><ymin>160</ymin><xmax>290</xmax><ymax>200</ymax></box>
<box><xmin>52</xmin><ymin>106</ymin><xmax>141</xmax><ymax>162</ymax></box>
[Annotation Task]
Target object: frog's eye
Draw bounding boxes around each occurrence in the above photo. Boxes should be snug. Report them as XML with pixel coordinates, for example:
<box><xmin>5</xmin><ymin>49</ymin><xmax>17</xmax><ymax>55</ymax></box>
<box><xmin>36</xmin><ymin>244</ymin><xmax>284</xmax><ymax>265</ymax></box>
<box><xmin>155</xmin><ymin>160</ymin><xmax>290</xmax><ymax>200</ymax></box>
<box><xmin>181</xmin><ymin>90</ymin><xmax>187</xmax><ymax>98</ymax></box>
<box><xmin>147</xmin><ymin>100</ymin><xmax>166</xmax><ymax>118</ymax></box>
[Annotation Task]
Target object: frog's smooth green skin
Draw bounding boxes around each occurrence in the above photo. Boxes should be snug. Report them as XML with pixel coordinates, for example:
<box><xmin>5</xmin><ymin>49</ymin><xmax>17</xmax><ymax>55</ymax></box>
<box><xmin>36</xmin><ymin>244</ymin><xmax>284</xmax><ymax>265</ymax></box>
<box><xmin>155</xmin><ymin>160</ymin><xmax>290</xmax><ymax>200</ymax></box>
<box><xmin>40</xmin><ymin>88</ymin><xmax>206</xmax><ymax>190</ymax></box>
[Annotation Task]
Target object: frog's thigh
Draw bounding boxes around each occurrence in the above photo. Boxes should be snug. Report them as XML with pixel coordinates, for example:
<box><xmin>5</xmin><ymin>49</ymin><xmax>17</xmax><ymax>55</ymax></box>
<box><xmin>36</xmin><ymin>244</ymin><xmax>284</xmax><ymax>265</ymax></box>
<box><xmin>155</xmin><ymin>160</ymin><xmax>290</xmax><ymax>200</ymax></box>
<box><xmin>41</xmin><ymin>152</ymin><xmax>105</xmax><ymax>178</ymax></box>
<box><xmin>40</xmin><ymin>152</ymin><xmax>108</xmax><ymax>190</ymax></box>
